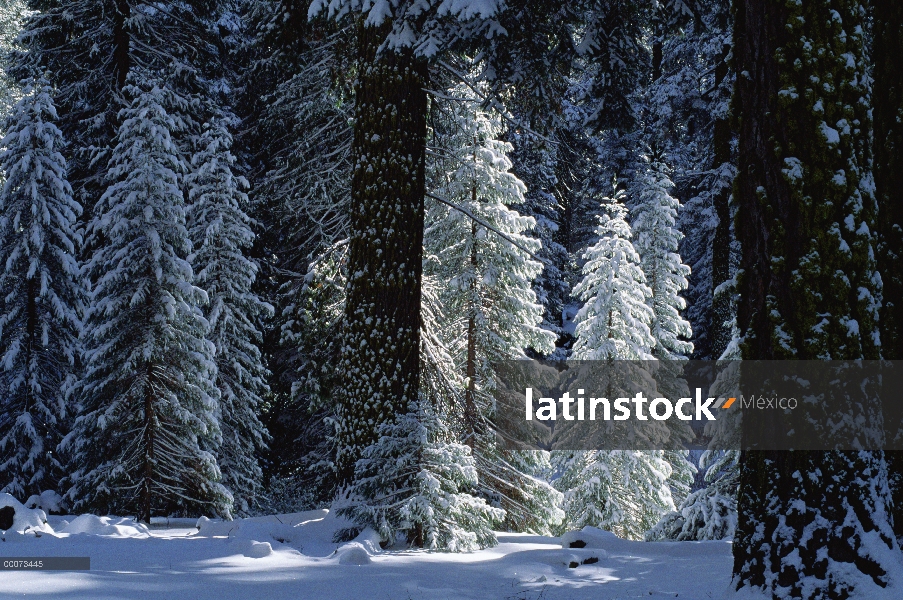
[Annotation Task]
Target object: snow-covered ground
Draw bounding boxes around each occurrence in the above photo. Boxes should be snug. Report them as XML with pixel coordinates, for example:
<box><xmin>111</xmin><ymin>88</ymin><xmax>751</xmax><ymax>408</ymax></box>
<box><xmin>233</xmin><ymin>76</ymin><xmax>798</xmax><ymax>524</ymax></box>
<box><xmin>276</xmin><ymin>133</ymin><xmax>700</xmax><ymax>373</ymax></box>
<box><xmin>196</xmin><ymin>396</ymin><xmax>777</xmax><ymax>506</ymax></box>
<box><xmin>1</xmin><ymin>509</ymin><xmax>733</xmax><ymax>600</ymax></box>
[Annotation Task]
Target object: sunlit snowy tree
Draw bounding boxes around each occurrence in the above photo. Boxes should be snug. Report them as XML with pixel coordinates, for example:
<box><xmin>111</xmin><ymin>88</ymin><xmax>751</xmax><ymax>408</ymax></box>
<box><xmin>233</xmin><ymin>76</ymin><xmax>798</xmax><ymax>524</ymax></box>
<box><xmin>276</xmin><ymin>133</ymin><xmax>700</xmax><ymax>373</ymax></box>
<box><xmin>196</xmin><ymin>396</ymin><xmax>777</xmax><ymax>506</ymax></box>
<box><xmin>425</xmin><ymin>88</ymin><xmax>561</xmax><ymax>534</ymax></box>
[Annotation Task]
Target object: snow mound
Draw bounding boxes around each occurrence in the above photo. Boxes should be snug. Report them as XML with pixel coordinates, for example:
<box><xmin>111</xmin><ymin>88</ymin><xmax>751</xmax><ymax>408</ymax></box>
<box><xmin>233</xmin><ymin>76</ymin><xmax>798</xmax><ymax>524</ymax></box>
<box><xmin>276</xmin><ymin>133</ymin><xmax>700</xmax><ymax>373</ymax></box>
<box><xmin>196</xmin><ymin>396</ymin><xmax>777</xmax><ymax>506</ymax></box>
<box><xmin>0</xmin><ymin>493</ymin><xmax>52</xmax><ymax>535</ymax></box>
<box><xmin>352</xmin><ymin>527</ymin><xmax>383</xmax><ymax>554</ymax></box>
<box><xmin>58</xmin><ymin>515</ymin><xmax>150</xmax><ymax>538</ymax></box>
<box><xmin>24</xmin><ymin>490</ymin><xmax>64</xmax><ymax>514</ymax></box>
<box><xmin>561</xmin><ymin>526</ymin><xmax>620</xmax><ymax>549</ymax></box>
<box><xmin>195</xmin><ymin>510</ymin><xmax>343</xmax><ymax>556</ymax></box>
<box><xmin>244</xmin><ymin>541</ymin><xmax>273</xmax><ymax>558</ymax></box>
<box><xmin>332</xmin><ymin>528</ymin><xmax>382</xmax><ymax>565</ymax></box>
<box><xmin>335</xmin><ymin>543</ymin><xmax>372</xmax><ymax>565</ymax></box>
<box><xmin>197</xmin><ymin>516</ymin><xmax>302</xmax><ymax>547</ymax></box>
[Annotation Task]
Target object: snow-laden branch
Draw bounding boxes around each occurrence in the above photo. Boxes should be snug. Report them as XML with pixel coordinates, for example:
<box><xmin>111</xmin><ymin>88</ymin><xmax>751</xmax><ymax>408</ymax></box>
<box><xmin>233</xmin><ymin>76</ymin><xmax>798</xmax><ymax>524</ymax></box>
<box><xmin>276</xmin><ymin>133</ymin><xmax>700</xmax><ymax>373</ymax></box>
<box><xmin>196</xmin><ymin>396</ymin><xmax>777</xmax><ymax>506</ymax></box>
<box><xmin>425</xmin><ymin>191</ymin><xmax>550</xmax><ymax>267</ymax></box>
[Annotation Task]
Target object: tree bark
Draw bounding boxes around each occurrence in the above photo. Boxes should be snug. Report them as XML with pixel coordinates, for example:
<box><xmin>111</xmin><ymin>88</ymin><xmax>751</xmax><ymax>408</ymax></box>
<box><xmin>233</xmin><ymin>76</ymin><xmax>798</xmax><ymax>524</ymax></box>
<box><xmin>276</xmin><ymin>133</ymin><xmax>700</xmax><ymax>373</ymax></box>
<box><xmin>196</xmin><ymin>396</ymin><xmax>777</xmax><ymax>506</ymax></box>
<box><xmin>141</xmin><ymin>363</ymin><xmax>154</xmax><ymax>524</ymax></box>
<box><xmin>732</xmin><ymin>0</ymin><xmax>896</xmax><ymax>596</ymax></box>
<box><xmin>113</xmin><ymin>0</ymin><xmax>130</xmax><ymax>89</ymax></box>
<box><xmin>465</xmin><ymin>209</ymin><xmax>478</xmax><ymax>449</ymax></box>
<box><xmin>709</xmin><ymin>43</ymin><xmax>732</xmax><ymax>360</ymax></box>
<box><xmin>335</xmin><ymin>21</ymin><xmax>428</xmax><ymax>483</ymax></box>
<box><xmin>872</xmin><ymin>0</ymin><xmax>903</xmax><ymax>539</ymax></box>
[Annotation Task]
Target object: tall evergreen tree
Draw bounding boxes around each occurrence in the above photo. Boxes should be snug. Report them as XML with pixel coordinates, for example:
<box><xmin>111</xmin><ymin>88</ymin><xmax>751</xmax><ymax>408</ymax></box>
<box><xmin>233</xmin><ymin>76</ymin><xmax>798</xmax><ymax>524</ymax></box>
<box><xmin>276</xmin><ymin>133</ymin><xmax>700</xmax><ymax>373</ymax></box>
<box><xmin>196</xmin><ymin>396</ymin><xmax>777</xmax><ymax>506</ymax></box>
<box><xmin>187</xmin><ymin>118</ymin><xmax>271</xmax><ymax>515</ymax></box>
<box><xmin>631</xmin><ymin>159</ymin><xmax>696</xmax><ymax>507</ymax></box>
<box><xmin>0</xmin><ymin>77</ymin><xmax>82</xmax><ymax>498</ymax></box>
<box><xmin>62</xmin><ymin>79</ymin><xmax>230</xmax><ymax>522</ymax></box>
<box><xmin>309</xmin><ymin>2</ymin><xmax>430</xmax><ymax>485</ymax></box>
<box><xmin>732</xmin><ymin>1</ymin><xmax>898</xmax><ymax>596</ymax></box>
<box><xmin>571</xmin><ymin>194</ymin><xmax>654</xmax><ymax>362</ymax></box>
<box><xmin>557</xmin><ymin>192</ymin><xmax>676</xmax><ymax>539</ymax></box>
<box><xmin>631</xmin><ymin>160</ymin><xmax>693</xmax><ymax>362</ymax></box>
<box><xmin>424</xmin><ymin>88</ymin><xmax>561</xmax><ymax>534</ymax></box>
<box><xmin>638</xmin><ymin>0</ymin><xmax>734</xmax><ymax>360</ymax></box>
<box><xmin>308</xmin><ymin>0</ymin><xmax>514</xmax><ymax>492</ymax></box>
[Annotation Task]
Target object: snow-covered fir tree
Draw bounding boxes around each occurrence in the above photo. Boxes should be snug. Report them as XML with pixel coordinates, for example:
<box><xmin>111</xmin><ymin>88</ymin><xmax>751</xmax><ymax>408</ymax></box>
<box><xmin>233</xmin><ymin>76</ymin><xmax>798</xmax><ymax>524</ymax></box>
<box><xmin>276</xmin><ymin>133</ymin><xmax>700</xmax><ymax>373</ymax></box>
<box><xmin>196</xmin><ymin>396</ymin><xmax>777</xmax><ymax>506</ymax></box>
<box><xmin>630</xmin><ymin>159</ymin><xmax>696</xmax><ymax>506</ymax></box>
<box><xmin>554</xmin><ymin>449</ymin><xmax>674</xmax><ymax>540</ymax></box>
<box><xmin>556</xmin><ymin>192</ymin><xmax>675</xmax><ymax>538</ymax></box>
<box><xmin>62</xmin><ymin>78</ymin><xmax>230</xmax><ymax>522</ymax></box>
<box><xmin>425</xmin><ymin>88</ymin><xmax>562</xmax><ymax>534</ymax></box>
<box><xmin>631</xmin><ymin>161</ymin><xmax>693</xmax><ymax>363</ymax></box>
<box><xmin>571</xmin><ymin>193</ymin><xmax>654</xmax><ymax>362</ymax></box>
<box><xmin>187</xmin><ymin>117</ymin><xmax>271</xmax><ymax>515</ymax></box>
<box><xmin>0</xmin><ymin>76</ymin><xmax>83</xmax><ymax>498</ymax></box>
<box><xmin>337</xmin><ymin>399</ymin><xmax>504</xmax><ymax>551</ymax></box>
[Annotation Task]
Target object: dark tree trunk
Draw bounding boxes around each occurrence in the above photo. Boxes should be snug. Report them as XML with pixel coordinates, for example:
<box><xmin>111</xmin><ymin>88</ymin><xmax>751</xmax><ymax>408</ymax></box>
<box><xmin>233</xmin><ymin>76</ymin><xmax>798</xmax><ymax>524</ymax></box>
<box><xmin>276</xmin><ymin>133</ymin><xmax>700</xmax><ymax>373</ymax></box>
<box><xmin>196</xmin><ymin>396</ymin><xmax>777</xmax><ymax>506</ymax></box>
<box><xmin>113</xmin><ymin>0</ymin><xmax>130</xmax><ymax>89</ymax></box>
<box><xmin>709</xmin><ymin>43</ymin><xmax>732</xmax><ymax>360</ymax></box>
<box><xmin>141</xmin><ymin>365</ymin><xmax>154</xmax><ymax>524</ymax></box>
<box><xmin>872</xmin><ymin>0</ymin><xmax>903</xmax><ymax>539</ymax></box>
<box><xmin>732</xmin><ymin>0</ymin><xmax>896</xmax><ymax>596</ymax></box>
<box><xmin>874</xmin><ymin>0</ymin><xmax>903</xmax><ymax>360</ymax></box>
<box><xmin>335</xmin><ymin>22</ymin><xmax>428</xmax><ymax>483</ymax></box>
<box><xmin>651</xmin><ymin>39</ymin><xmax>663</xmax><ymax>83</ymax></box>
<box><xmin>465</xmin><ymin>210</ymin><xmax>478</xmax><ymax>449</ymax></box>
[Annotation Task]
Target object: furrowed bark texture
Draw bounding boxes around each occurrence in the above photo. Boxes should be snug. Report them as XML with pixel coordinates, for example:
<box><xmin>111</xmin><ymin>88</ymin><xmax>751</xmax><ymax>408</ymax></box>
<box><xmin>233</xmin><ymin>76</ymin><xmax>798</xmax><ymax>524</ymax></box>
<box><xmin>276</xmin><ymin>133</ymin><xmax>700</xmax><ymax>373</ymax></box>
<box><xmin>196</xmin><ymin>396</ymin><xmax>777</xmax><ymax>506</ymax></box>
<box><xmin>732</xmin><ymin>1</ymin><xmax>897</xmax><ymax>597</ymax></box>
<box><xmin>336</xmin><ymin>22</ymin><xmax>428</xmax><ymax>483</ymax></box>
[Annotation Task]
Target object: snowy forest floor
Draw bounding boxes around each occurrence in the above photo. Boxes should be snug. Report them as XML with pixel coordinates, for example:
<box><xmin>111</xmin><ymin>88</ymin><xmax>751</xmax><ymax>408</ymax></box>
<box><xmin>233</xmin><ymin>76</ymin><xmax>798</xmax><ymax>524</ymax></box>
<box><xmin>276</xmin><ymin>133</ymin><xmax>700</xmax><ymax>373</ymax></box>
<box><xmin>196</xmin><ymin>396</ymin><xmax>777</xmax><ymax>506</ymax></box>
<box><xmin>0</xmin><ymin>510</ymin><xmax>733</xmax><ymax>599</ymax></box>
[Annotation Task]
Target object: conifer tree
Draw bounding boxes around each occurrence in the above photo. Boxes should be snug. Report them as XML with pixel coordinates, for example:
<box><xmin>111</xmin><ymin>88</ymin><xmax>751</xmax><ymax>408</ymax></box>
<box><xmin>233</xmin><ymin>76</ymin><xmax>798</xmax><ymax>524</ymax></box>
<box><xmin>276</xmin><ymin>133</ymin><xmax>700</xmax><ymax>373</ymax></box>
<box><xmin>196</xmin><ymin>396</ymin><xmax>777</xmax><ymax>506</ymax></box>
<box><xmin>62</xmin><ymin>78</ymin><xmax>230</xmax><ymax>522</ymax></box>
<box><xmin>571</xmin><ymin>194</ymin><xmax>655</xmax><ymax>362</ymax></box>
<box><xmin>631</xmin><ymin>159</ymin><xmax>696</xmax><ymax>504</ymax></box>
<box><xmin>631</xmin><ymin>161</ymin><xmax>693</xmax><ymax>363</ymax></box>
<box><xmin>187</xmin><ymin>118</ymin><xmax>271</xmax><ymax>515</ymax></box>
<box><xmin>0</xmin><ymin>76</ymin><xmax>83</xmax><ymax>498</ymax></box>
<box><xmin>557</xmin><ymin>193</ymin><xmax>675</xmax><ymax>538</ymax></box>
<box><xmin>554</xmin><ymin>449</ymin><xmax>674</xmax><ymax>540</ymax></box>
<box><xmin>337</xmin><ymin>397</ymin><xmax>505</xmax><ymax>551</ymax></box>
<box><xmin>425</xmin><ymin>89</ymin><xmax>561</xmax><ymax>534</ymax></box>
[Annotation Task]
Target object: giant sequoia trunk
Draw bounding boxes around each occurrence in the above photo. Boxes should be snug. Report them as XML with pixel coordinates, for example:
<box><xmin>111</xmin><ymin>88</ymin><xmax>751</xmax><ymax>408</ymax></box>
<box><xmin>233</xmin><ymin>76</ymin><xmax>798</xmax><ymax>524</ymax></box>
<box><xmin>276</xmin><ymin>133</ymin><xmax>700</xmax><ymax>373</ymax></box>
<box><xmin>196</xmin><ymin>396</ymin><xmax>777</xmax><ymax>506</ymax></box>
<box><xmin>732</xmin><ymin>1</ymin><xmax>898</xmax><ymax>597</ymax></box>
<box><xmin>873</xmin><ymin>0</ymin><xmax>903</xmax><ymax>539</ymax></box>
<box><xmin>335</xmin><ymin>22</ymin><xmax>428</xmax><ymax>482</ymax></box>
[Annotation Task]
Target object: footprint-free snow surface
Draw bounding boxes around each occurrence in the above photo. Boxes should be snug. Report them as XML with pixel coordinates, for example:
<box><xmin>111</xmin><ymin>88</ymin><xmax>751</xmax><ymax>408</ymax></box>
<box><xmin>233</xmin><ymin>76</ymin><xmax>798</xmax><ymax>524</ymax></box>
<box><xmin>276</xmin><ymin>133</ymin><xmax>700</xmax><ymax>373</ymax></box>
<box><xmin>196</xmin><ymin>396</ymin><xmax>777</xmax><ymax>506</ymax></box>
<box><xmin>0</xmin><ymin>510</ymin><xmax>733</xmax><ymax>599</ymax></box>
